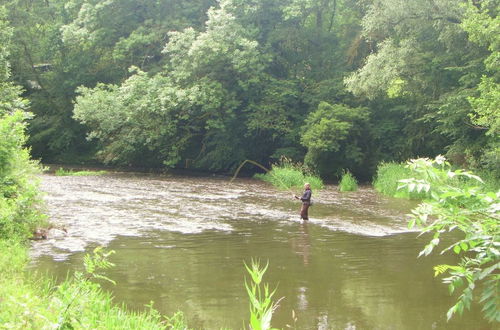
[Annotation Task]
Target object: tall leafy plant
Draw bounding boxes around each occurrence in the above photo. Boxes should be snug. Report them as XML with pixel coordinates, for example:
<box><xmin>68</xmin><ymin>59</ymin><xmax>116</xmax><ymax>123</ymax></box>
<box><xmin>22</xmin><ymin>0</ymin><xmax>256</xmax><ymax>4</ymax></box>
<box><xmin>399</xmin><ymin>156</ymin><xmax>499</xmax><ymax>322</ymax></box>
<box><xmin>339</xmin><ymin>170</ymin><xmax>358</xmax><ymax>192</ymax></box>
<box><xmin>244</xmin><ymin>259</ymin><xmax>282</xmax><ymax>330</ymax></box>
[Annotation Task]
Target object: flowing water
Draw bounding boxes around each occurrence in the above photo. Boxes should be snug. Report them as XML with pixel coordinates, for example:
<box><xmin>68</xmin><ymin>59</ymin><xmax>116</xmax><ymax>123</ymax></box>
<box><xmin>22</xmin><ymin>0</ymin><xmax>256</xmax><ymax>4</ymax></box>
<box><xmin>30</xmin><ymin>172</ymin><xmax>492</xmax><ymax>329</ymax></box>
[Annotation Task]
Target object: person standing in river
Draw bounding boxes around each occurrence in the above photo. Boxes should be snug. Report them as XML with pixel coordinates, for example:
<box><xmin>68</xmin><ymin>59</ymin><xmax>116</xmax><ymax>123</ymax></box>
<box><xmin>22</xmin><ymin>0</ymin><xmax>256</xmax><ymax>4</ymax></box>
<box><xmin>294</xmin><ymin>183</ymin><xmax>312</xmax><ymax>221</ymax></box>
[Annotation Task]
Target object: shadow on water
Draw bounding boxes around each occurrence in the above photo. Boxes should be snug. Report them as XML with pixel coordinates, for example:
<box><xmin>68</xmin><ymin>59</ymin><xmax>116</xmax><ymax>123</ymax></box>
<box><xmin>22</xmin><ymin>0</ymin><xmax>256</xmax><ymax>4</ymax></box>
<box><xmin>30</xmin><ymin>172</ymin><xmax>493</xmax><ymax>329</ymax></box>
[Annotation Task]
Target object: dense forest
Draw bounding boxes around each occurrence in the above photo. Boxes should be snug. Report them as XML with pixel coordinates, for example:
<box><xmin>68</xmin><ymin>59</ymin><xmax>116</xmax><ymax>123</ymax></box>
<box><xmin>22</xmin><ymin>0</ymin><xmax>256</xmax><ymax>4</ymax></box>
<box><xmin>2</xmin><ymin>0</ymin><xmax>499</xmax><ymax>180</ymax></box>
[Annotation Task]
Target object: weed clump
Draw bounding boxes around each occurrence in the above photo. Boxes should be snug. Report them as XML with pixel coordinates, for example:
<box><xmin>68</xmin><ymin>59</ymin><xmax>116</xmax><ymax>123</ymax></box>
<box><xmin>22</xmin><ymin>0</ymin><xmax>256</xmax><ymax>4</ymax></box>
<box><xmin>254</xmin><ymin>157</ymin><xmax>324</xmax><ymax>190</ymax></box>
<box><xmin>339</xmin><ymin>170</ymin><xmax>358</xmax><ymax>192</ymax></box>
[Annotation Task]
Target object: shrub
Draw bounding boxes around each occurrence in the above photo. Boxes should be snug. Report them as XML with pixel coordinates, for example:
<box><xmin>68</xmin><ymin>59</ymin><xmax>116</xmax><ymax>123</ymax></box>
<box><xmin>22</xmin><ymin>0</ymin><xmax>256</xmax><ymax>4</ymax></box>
<box><xmin>0</xmin><ymin>111</ymin><xmax>46</xmax><ymax>240</ymax></box>
<box><xmin>400</xmin><ymin>156</ymin><xmax>500</xmax><ymax>322</ymax></box>
<box><xmin>339</xmin><ymin>170</ymin><xmax>358</xmax><ymax>192</ymax></box>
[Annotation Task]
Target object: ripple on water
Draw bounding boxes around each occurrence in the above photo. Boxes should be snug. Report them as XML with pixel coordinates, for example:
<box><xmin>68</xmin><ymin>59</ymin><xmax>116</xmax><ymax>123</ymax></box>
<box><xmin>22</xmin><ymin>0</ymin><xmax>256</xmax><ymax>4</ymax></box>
<box><xmin>32</xmin><ymin>174</ymin><xmax>416</xmax><ymax>260</ymax></box>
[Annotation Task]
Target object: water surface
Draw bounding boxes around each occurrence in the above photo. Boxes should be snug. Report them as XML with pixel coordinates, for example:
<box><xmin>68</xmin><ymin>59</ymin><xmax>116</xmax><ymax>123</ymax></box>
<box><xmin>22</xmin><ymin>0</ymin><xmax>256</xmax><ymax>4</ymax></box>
<box><xmin>31</xmin><ymin>172</ymin><xmax>492</xmax><ymax>329</ymax></box>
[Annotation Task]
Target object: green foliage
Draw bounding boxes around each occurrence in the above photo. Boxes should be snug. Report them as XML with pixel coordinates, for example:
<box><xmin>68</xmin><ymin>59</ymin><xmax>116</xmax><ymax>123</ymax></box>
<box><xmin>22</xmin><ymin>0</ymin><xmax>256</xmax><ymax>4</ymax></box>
<box><xmin>345</xmin><ymin>0</ymin><xmax>498</xmax><ymax>177</ymax></box>
<box><xmin>73</xmin><ymin>1</ymin><xmax>270</xmax><ymax>170</ymax></box>
<box><xmin>254</xmin><ymin>157</ymin><xmax>324</xmax><ymax>191</ymax></box>
<box><xmin>468</xmin><ymin>76</ymin><xmax>500</xmax><ymax>136</ymax></box>
<box><xmin>462</xmin><ymin>1</ymin><xmax>500</xmax><ymax>137</ymax></box>
<box><xmin>339</xmin><ymin>170</ymin><xmax>358</xmax><ymax>192</ymax></box>
<box><xmin>0</xmin><ymin>110</ymin><xmax>46</xmax><ymax>240</ymax></box>
<box><xmin>0</xmin><ymin>6</ymin><xmax>12</xmax><ymax>82</ymax></box>
<box><xmin>55</xmin><ymin>167</ymin><xmax>108</xmax><ymax>176</ymax></box>
<box><xmin>399</xmin><ymin>156</ymin><xmax>500</xmax><ymax>322</ymax></box>
<box><xmin>301</xmin><ymin>102</ymin><xmax>370</xmax><ymax>178</ymax></box>
<box><xmin>0</xmin><ymin>243</ymin><xmax>183</xmax><ymax>329</ymax></box>
<box><xmin>373</xmin><ymin>162</ymin><xmax>422</xmax><ymax>199</ymax></box>
<box><xmin>164</xmin><ymin>311</ymin><xmax>189</xmax><ymax>330</ymax></box>
<box><xmin>2</xmin><ymin>0</ymin><xmax>497</xmax><ymax>181</ymax></box>
<box><xmin>244</xmin><ymin>259</ymin><xmax>281</xmax><ymax>330</ymax></box>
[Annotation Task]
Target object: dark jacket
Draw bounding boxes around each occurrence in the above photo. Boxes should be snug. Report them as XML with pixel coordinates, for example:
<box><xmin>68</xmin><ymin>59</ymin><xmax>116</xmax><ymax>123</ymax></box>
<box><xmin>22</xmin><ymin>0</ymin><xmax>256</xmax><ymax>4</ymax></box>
<box><xmin>300</xmin><ymin>188</ymin><xmax>312</xmax><ymax>203</ymax></box>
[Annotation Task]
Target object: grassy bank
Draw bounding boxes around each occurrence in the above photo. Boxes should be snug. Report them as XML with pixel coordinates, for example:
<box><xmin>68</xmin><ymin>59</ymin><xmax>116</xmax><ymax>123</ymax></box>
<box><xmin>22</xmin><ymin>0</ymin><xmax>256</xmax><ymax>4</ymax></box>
<box><xmin>373</xmin><ymin>158</ymin><xmax>500</xmax><ymax>199</ymax></box>
<box><xmin>0</xmin><ymin>111</ymin><xmax>184</xmax><ymax>329</ymax></box>
<box><xmin>0</xmin><ymin>241</ymin><xmax>187</xmax><ymax>329</ymax></box>
<box><xmin>55</xmin><ymin>167</ymin><xmax>108</xmax><ymax>176</ymax></box>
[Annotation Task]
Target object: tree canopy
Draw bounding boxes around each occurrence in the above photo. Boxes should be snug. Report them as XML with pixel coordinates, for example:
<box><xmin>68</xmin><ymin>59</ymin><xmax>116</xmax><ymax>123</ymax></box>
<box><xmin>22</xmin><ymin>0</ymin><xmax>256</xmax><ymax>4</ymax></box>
<box><xmin>1</xmin><ymin>0</ymin><xmax>498</xmax><ymax>180</ymax></box>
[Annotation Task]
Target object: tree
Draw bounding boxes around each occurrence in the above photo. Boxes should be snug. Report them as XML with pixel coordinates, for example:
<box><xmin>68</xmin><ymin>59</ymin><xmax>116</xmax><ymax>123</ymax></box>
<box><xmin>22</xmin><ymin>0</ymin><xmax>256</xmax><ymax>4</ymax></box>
<box><xmin>461</xmin><ymin>0</ymin><xmax>499</xmax><ymax>176</ymax></box>
<box><xmin>301</xmin><ymin>101</ymin><xmax>370</xmax><ymax>177</ymax></box>
<box><xmin>0</xmin><ymin>6</ymin><xmax>44</xmax><ymax>239</ymax></box>
<box><xmin>74</xmin><ymin>0</ymin><xmax>268</xmax><ymax>170</ymax></box>
<box><xmin>344</xmin><ymin>0</ymin><xmax>497</xmax><ymax>172</ymax></box>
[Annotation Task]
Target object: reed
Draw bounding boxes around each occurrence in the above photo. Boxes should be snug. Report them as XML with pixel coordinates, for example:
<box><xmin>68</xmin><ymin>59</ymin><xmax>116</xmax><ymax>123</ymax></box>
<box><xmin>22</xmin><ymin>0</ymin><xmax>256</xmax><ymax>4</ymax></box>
<box><xmin>338</xmin><ymin>170</ymin><xmax>358</xmax><ymax>192</ymax></box>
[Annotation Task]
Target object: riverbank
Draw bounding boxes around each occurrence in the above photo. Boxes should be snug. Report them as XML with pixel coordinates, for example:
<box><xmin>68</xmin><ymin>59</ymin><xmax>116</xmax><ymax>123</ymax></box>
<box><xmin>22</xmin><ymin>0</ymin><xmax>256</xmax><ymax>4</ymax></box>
<box><xmin>0</xmin><ymin>113</ymin><xmax>184</xmax><ymax>328</ymax></box>
<box><xmin>1</xmin><ymin>239</ymin><xmax>184</xmax><ymax>328</ymax></box>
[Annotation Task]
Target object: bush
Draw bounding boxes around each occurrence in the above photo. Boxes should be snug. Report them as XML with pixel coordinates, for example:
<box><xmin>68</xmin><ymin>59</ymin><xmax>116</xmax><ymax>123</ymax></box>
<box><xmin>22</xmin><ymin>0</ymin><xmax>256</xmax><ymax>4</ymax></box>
<box><xmin>339</xmin><ymin>170</ymin><xmax>358</xmax><ymax>192</ymax></box>
<box><xmin>0</xmin><ymin>111</ymin><xmax>46</xmax><ymax>240</ymax></box>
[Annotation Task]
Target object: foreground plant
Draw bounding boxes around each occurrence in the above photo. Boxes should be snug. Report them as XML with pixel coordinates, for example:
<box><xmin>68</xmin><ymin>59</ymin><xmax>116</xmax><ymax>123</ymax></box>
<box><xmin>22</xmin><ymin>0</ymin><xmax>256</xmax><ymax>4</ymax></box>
<box><xmin>399</xmin><ymin>156</ymin><xmax>499</xmax><ymax>322</ymax></box>
<box><xmin>244</xmin><ymin>259</ymin><xmax>282</xmax><ymax>330</ymax></box>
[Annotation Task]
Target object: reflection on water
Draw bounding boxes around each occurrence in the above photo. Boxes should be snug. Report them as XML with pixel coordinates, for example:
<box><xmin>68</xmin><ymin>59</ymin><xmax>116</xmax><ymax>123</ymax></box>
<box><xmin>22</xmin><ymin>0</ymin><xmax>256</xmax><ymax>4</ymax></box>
<box><xmin>30</xmin><ymin>172</ymin><xmax>492</xmax><ymax>329</ymax></box>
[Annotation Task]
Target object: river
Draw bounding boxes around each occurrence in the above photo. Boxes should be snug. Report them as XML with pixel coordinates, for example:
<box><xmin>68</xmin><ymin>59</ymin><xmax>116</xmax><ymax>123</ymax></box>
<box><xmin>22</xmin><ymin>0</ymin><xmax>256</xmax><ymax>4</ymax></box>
<box><xmin>30</xmin><ymin>171</ymin><xmax>492</xmax><ymax>329</ymax></box>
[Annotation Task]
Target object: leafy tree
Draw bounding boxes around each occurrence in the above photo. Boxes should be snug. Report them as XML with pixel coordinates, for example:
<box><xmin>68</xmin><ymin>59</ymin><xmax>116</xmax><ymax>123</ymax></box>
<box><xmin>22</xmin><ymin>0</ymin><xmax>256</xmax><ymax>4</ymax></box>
<box><xmin>5</xmin><ymin>0</ymin><xmax>215</xmax><ymax>162</ymax></box>
<box><xmin>74</xmin><ymin>0</ymin><xmax>268</xmax><ymax>170</ymax></box>
<box><xmin>0</xmin><ymin>7</ymin><xmax>44</xmax><ymax>239</ymax></box>
<box><xmin>344</xmin><ymin>0</ymin><xmax>497</xmax><ymax>172</ymax></box>
<box><xmin>460</xmin><ymin>0</ymin><xmax>499</xmax><ymax>176</ymax></box>
<box><xmin>301</xmin><ymin>101</ymin><xmax>369</xmax><ymax>177</ymax></box>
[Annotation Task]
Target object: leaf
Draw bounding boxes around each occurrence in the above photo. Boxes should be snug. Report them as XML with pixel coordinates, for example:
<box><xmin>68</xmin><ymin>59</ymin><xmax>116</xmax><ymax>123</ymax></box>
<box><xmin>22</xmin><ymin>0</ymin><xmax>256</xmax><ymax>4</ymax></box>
<box><xmin>447</xmin><ymin>305</ymin><xmax>456</xmax><ymax>321</ymax></box>
<box><xmin>448</xmin><ymin>283</ymin><xmax>455</xmax><ymax>295</ymax></box>
<box><xmin>453</xmin><ymin>245</ymin><xmax>461</xmax><ymax>254</ymax></box>
<box><xmin>434</xmin><ymin>264</ymin><xmax>450</xmax><ymax>276</ymax></box>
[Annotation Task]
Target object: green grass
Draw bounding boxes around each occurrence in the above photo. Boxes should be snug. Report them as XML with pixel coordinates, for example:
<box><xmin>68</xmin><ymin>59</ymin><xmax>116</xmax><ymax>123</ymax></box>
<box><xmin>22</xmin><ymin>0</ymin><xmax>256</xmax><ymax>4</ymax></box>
<box><xmin>372</xmin><ymin>162</ymin><xmax>427</xmax><ymax>199</ymax></box>
<box><xmin>373</xmin><ymin>159</ymin><xmax>499</xmax><ymax>200</ymax></box>
<box><xmin>0</xmin><ymin>241</ymin><xmax>186</xmax><ymax>329</ymax></box>
<box><xmin>339</xmin><ymin>170</ymin><xmax>358</xmax><ymax>192</ymax></box>
<box><xmin>472</xmin><ymin>169</ymin><xmax>500</xmax><ymax>192</ymax></box>
<box><xmin>55</xmin><ymin>168</ymin><xmax>108</xmax><ymax>176</ymax></box>
<box><xmin>254</xmin><ymin>158</ymin><xmax>324</xmax><ymax>190</ymax></box>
